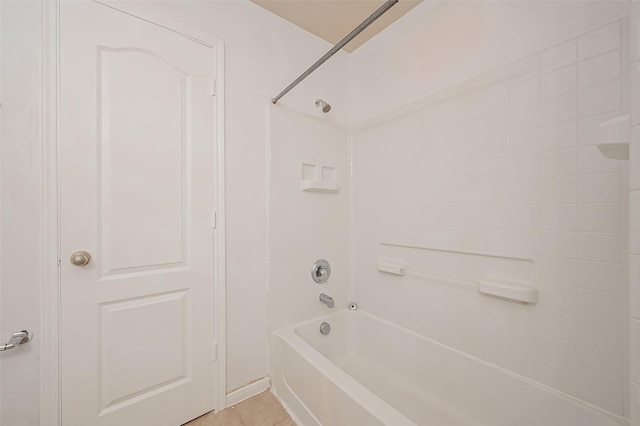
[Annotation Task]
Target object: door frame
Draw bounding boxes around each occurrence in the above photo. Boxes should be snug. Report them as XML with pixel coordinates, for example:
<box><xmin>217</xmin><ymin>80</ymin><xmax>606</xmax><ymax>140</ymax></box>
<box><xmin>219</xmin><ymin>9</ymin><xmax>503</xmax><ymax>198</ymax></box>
<box><xmin>41</xmin><ymin>2</ymin><xmax>226</xmax><ymax>424</ymax></box>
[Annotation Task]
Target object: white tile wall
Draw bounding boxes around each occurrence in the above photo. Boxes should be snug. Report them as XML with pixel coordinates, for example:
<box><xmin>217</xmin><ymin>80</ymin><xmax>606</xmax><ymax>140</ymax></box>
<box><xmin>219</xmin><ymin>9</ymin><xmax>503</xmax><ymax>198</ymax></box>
<box><xmin>577</xmin><ymin>232</ymin><xmax>621</xmax><ymax>263</ymax></box>
<box><xmin>579</xmin><ymin>347</ymin><xmax>623</xmax><ymax>385</ymax></box>
<box><xmin>579</xmin><ymin>261</ymin><xmax>623</xmax><ymax>293</ymax></box>
<box><xmin>633</xmin><ymin>49</ymin><xmax>640</xmax><ymax>416</ymax></box>
<box><xmin>536</xmin><ymin>333</ymin><xmax>579</xmax><ymax>367</ymax></box>
<box><xmin>577</xmin><ymin>146</ymin><xmax>621</xmax><ymax>174</ymax></box>
<box><xmin>540</xmin><ymin>92</ymin><xmax>577</xmax><ymax>125</ymax></box>
<box><xmin>542</xmin><ymin>231</ymin><xmax>577</xmax><ymax>258</ymax></box>
<box><xmin>540</xmin><ymin>257</ymin><xmax>578</xmax><ymax>285</ymax></box>
<box><xmin>509</xmin><ymin>54</ymin><xmax>541</xmax><ymax>82</ymax></box>
<box><xmin>541</xmin><ymin>282</ymin><xmax>578</xmax><ymax>313</ymax></box>
<box><xmin>578</xmin><ymin>173</ymin><xmax>621</xmax><ymax>203</ymax></box>
<box><xmin>268</xmin><ymin>106</ymin><xmax>350</xmax><ymax>331</ymax></box>
<box><xmin>633</xmin><ymin>382</ymin><xmax>640</xmax><ymax>426</ymax></box>
<box><xmin>577</xmin><ymin>203</ymin><xmax>621</xmax><ymax>232</ymax></box>
<box><xmin>541</xmin><ymin>309</ymin><xmax>579</xmax><ymax>341</ymax></box>
<box><xmin>541</xmin><ymin>176</ymin><xmax>577</xmax><ymax>204</ymax></box>
<box><xmin>540</xmin><ymin>149</ymin><xmax>576</xmax><ymax>177</ymax></box>
<box><xmin>632</xmin><ymin>256</ymin><xmax>640</xmax><ymax>318</ymax></box>
<box><xmin>540</xmin><ymin>121</ymin><xmax>578</xmax><ymax>151</ymax></box>
<box><xmin>578</xmin><ymin>50</ymin><xmax>621</xmax><ymax>89</ymax></box>
<box><xmin>578</xmin><ymin>111</ymin><xmax>624</xmax><ymax>146</ymax></box>
<box><xmin>540</xmin><ymin>204</ymin><xmax>576</xmax><ymax>231</ymax></box>
<box><xmin>577</xmin><ymin>80</ymin><xmax>621</xmax><ymax>117</ymax></box>
<box><xmin>353</xmin><ymin>20</ymin><xmax>628</xmax><ymax>416</ymax></box>
<box><xmin>631</xmin><ymin>318</ymin><xmax>640</xmax><ymax>382</ymax></box>
<box><xmin>632</xmin><ymin>2</ymin><xmax>640</xmax><ymax>63</ymax></box>
<box><xmin>541</xmin><ymin>65</ymin><xmax>577</xmax><ymax>98</ymax></box>
<box><xmin>579</xmin><ymin>316</ymin><xmax>623</xmax><ymax>355</ymax></box>
<box><xmin>510</xmin><ymin>77</ymin><xmax>539</xmax><ymax>103</ymax></box>
<box><xmin>632</xmin><ymin>127</ymin><xmax>640</xmax><ymax>189</ymax></box>
<box><xmin>632</xmin><ymin>190</ymin><xmax>640</xmax><ymax>255</ymax></box>
<box><xmin>578</xmin><ymin>21</ymin><xmax>621</xmax><ymax>60</ymax></box>
<box><xmin>541</xmin><ymin>40</ymin><xmax>577</xmax><ymax>74</ymax></box>
<box><xmin>579</xmin><ymin>289</ymin><xmax>622</xmax><ymax>323</ymax></box>
<box><xmin>579</xmin><ymin>373</ymin><xmax>624</xmax><ymax>415</ymax></box>
<box><xmin>631</xmin><ymin>63</ymin><xmax>640</xmax><ymax>127</ymax></box>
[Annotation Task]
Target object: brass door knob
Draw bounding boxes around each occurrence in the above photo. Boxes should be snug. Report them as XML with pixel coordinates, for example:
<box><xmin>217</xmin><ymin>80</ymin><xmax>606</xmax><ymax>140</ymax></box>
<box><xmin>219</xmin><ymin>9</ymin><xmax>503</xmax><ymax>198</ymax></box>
<box><xmin>69</xmin><ymin>250</ymin><xmax>91</xmax><ymax>266</ymax></box>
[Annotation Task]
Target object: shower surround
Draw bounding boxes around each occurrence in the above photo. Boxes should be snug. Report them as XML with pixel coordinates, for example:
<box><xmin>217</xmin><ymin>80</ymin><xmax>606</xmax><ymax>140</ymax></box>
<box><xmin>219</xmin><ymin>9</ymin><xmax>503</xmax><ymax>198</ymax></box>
<box><xmin>269</xmin><ymin>0</ymin><xmax>633</xmax><ymax>423</ymax></box>
<box><xmin>352</xmin><ymin>19</ymin><xmax>630</xmax><ymax>416</ymax></box>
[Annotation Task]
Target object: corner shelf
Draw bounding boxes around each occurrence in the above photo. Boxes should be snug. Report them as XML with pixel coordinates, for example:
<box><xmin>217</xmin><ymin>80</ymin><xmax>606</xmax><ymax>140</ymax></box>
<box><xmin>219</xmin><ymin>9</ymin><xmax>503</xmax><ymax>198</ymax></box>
<box><xmin>596</xmin><ymin>115</ymin><xmax>629</xmax><ymax>161</ymax></box>
<box><xmin>596</xmin><ymin>143</ymin><xmax>629</xmax><ymax>160</ymax></box>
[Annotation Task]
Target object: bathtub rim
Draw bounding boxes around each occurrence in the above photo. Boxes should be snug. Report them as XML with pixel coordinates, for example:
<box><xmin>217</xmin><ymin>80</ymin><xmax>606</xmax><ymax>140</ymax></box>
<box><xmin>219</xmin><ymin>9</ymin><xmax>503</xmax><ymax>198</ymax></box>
<box><xmin>272</xmin><ymin>308</ymin><xmax>629</xmax><ymax>426</ymax></box>
<box><xmin>273</xmin><ymin>311</ymin><xmax>416</xmax><ymax>425</ymax></box>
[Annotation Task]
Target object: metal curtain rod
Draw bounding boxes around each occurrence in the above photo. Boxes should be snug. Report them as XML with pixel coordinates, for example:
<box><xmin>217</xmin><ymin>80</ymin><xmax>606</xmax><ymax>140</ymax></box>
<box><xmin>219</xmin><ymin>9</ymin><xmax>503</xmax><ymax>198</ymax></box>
<box><xmin>271</xmin><ymin>0</ymin><xmax>399</xmax><ymax>104</ymax></box>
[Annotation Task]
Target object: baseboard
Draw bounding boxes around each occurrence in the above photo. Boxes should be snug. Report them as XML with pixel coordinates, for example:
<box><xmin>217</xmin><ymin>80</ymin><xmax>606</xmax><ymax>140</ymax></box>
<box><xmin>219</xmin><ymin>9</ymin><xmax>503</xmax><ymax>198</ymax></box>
<box><xmin>225</xmin><ymin>377</ymin><xmax>271</xmax><ymax>407</ymax></box>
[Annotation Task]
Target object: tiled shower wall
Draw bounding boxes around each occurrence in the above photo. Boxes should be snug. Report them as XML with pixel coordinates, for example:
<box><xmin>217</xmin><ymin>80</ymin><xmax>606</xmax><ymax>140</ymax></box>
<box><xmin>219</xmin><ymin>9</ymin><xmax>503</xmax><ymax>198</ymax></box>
<box><xmin>268</xmin><ymin>106</ymin><xmax>350</xmax><ymax>331</ymax></box>
<box><xmin>353</xmin><ymin>20</ymin><xmax>629</xmax><ymax>416</ymax></box>
<box><xmin>629</xmin><ymin>1</ymin><xmax>640</xmax><ymax>424</ymax></box>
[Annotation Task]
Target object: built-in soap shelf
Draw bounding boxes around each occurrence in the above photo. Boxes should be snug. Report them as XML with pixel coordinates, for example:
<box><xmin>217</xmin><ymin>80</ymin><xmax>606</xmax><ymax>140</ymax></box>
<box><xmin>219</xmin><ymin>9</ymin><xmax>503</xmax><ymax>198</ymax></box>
<box><xmin>596</xmin><ymin>114</ymin><xmax>629</xmax><ymax>161</ymax></box>
<box><xmin>377</xmin><ymin>261</ymin><xmax>409</xmax><ymax>276</ymax></box>
<box><xmin>377</xmin><ymin>243</ymin><xmax>537</xmax><ymax>305</ymax></box>
<box><xmin>300</xmin><ymin>163</ymin><xmax>338</xmax><ymax>192</ymax></box>
<box><xmin>478</xmin><ymin>277</ymin><xmax>538</xmax><ymax>304</ymax></box>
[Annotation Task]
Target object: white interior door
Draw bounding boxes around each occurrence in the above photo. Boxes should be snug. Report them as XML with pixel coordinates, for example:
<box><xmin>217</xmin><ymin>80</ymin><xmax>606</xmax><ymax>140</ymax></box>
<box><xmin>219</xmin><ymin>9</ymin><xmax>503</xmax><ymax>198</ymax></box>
<box><xmin>60</xmin><ymin>2</ymin><xmax>219</xmax><ymax>425</ymax></box>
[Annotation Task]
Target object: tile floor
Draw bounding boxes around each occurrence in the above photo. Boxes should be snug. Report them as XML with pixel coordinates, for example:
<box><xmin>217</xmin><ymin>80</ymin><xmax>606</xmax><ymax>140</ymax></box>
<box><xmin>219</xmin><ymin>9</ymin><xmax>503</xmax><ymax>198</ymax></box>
<box><xmin>183</xmin><ymin>390</ymin><xmax>296</xmax><ymax>426</ymax></box>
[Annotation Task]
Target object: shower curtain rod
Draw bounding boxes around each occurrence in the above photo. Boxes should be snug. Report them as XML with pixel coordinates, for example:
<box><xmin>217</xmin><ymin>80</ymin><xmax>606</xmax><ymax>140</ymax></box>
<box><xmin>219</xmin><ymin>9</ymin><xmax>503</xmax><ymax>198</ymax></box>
<box><xmin>271</xmin><ymin>0</ymin><xmax>399</xmax><ymax>105</ymax></box>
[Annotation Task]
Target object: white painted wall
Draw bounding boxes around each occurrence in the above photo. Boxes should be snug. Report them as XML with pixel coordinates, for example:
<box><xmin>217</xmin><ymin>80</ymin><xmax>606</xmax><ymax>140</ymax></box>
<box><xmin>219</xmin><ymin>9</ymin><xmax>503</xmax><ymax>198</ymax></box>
<box><xmin>0</xmin><ymin>2</ymin><xmax>43</xmax><ymax>425</ymax></box>
<box><xmin>351</xmin><ymin>1</ymin><xmax>630</xmax><ymax>417</ymax></box>
<box><xmin>0</xmin><ymin>1</ymin><xmax>349</xmax><ymax>413</ymax></box>
<box><xmin>131</xmin><ymin>1</ymin><xmax>350</xmax><ymax>393</ymax></box>
<box><xmin>268</xmin><ymin>106</ymin><xmax>350</xmax><ymax>331</ymax></box>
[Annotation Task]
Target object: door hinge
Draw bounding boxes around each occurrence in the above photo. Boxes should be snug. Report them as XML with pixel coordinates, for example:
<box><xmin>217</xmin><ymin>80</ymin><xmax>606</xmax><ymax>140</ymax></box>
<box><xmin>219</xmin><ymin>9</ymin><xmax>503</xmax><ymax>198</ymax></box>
<box><xmin>210</xmin><ymin>79</ymin><xmax>216</xmax><ymax>97</ymax></box>
<box><xmin>212</xmin><ymin>343</ymin><xmax>218</xmax><ymax>361</ymax></box>
<box><xmin>211</xmin><ymin>210</ymin><xmax>217</xmax><ymax>229</ymax></box>
<box><xmin>57</xmin><ymin>254</ymin><xmax>61</xmax><ymax>266</ymax></box>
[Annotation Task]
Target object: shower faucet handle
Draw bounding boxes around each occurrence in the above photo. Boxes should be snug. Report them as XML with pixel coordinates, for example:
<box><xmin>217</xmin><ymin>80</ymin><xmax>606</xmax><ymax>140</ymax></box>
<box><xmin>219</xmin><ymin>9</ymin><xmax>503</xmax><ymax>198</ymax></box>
<box><xmin>311</xmin><ymin>259</ymin><xmax>331</xmax><ymax>284</ymax></box>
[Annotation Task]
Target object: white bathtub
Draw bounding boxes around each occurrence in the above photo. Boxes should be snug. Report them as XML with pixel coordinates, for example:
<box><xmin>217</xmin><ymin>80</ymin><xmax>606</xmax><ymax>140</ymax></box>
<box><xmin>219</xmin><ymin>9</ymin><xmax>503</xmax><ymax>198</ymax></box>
<box><xmin>271</xmin><ymin>309</ymin><xmax>628</xmax><ymax>426</ymax></box>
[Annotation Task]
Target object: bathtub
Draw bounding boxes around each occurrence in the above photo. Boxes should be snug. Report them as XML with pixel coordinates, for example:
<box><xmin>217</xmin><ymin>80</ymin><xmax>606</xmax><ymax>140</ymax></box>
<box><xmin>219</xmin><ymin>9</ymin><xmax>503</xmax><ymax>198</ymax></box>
<box><xmin>271</xmin><ymin>309</ymin><xmax>627</xmax><ymax>426</ymax></box>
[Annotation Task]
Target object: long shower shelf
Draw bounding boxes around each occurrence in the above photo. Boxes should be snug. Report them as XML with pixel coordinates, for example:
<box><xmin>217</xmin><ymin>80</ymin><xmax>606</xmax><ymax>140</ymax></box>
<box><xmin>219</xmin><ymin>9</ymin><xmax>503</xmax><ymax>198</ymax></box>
<box><xmin>377</xmin><ymin>260</ymin><xmax>537</xmax><ymax>304</ymax></box>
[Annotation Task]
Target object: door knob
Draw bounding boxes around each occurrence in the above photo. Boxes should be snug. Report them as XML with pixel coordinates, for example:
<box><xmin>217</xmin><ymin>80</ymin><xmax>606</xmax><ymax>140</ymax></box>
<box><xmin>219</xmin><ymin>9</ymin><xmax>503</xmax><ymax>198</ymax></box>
<box><xmin>0</xmin><ymin>330</ymin><xmax>33</xmax><ymax>351</ymax></box>
<box><xmin>70</xmin><ymin>250</ymin><xmax>91</xmax><ymax>266</ymax></box>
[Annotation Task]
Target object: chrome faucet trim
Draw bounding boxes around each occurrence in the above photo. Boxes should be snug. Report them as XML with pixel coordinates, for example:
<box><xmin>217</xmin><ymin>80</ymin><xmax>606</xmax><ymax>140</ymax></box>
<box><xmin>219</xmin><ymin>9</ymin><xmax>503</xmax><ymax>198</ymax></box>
<box><xmin>319</xmin><ymin>293</ymin><xmax>334</xmax><ymax>308</ymax></box>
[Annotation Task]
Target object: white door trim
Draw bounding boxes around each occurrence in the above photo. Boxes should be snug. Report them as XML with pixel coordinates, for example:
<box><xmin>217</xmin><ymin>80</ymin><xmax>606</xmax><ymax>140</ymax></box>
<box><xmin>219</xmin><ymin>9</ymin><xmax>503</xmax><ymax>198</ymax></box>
<box><xmin>41</xmin><ymin>2</ymin><xmax>226</xmax><ymax>424</ymax></box>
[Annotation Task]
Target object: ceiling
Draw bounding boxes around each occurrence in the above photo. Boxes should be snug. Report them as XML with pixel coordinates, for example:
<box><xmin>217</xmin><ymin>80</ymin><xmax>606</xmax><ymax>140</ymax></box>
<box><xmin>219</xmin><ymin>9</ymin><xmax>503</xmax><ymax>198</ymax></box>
<box><xmin>251</xmin><ymin>0</ymin><xmax>422</xmax><ymax>53</ymax></box>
